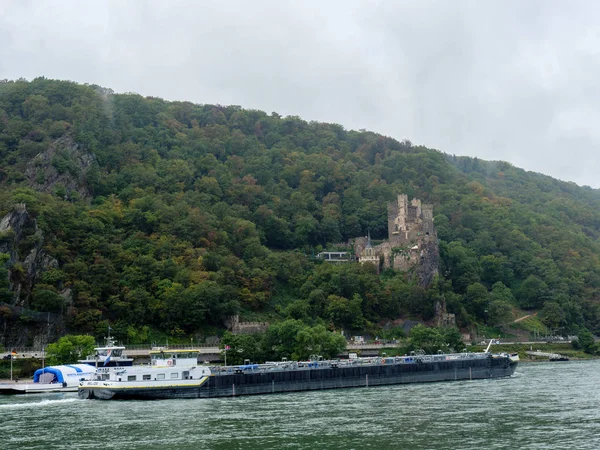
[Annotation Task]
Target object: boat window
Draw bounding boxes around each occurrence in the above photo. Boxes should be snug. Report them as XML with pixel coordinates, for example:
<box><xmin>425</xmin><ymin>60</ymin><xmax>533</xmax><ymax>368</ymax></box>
<box><xmin>171</xmin><ymin>373</ymin><xmax>178</xmax><ymax>379</ymax></box>
<box><xmin>157</xmin><ymin>374</ymin><xmax>165</xmax><ymax>380</ymax></box>
<box><xmin>143</xmin><ymin>374</ymin><xmax>151</xmax><ymax>380</ymax></box>
<box><xmin>127</xmin><ymin>375</ymin><xmax>136</xmax><ymax>381</ymax></box>
<box><xmin>113</xmin><ymin>350</ymin><xmax>122</xmax><ymax>357</ymax></box>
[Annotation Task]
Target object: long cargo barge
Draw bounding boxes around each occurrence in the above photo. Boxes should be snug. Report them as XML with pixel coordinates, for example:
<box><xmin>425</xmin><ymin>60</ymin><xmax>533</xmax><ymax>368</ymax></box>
<box><xmin>78</xmin><ymin>347</ymin><xmax>519</xmax><ymax>400</ymax></box>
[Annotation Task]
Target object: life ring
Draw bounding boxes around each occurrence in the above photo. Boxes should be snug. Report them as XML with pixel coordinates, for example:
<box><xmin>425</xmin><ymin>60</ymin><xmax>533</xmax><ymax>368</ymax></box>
<box><xmin>167</xmin><ymin>360</ymin><xmax>172</xmax><ymax>366</ymax></box>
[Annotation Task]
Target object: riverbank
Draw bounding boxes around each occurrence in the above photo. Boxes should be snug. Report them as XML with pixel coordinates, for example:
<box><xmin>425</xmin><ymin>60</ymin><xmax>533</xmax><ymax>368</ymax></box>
<box><xmin>380</xmin><ymin>342</ymin><xmax>593</xmax><ymax>361</ymax></box>
<box><xmin>480</xmin><ymin>343</ymin><xmax>592</xmax><ymax>361</ymax></box>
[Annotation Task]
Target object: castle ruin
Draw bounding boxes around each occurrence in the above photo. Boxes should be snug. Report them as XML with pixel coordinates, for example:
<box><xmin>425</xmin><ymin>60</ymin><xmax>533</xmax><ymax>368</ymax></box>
<box><xmin>225</xmin><ymin>315</ymin><xmax>269</xmax><ymax>335</ymax></box>
<box><xmin>355</xmin><ymin>194</ymin><xmax>439</xmax><ymax>287</ymax></box>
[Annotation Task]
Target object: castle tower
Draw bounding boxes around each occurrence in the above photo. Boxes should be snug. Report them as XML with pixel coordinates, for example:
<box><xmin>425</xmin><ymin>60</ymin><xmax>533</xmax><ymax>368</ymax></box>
<box><xmin>358</xmin><ymin>229</ymin><xmax>380</xmax><ymax>271</ymax></box>
<box><xmin>421</xmin><ymin>204</ymin><xmax>434</xmax><ymax>235</ymax></box>
<box><xmin>409</xmin><ymin>198</ymin><xmax>422</xmax><ymax>222</ymax></box>
<box><xmin>388</xmin><ymin>194</ymin><xmax>409</xmax><ymax>240</ymax></box>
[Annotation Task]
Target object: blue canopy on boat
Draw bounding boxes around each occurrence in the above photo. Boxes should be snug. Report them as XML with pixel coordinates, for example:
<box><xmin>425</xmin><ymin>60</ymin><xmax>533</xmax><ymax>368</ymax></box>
<box><xmin>33</xmin><ymin>364</ymin><xmax>96</xmax><ymax>386</ymax></box>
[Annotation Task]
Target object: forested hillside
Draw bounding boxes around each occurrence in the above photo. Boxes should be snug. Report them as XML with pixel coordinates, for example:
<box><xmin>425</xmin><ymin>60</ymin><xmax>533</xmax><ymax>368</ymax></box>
<box><xmin>1</xmin><ymin>77</ymin><xmax>600</xmax><ymax>344</ymax></box>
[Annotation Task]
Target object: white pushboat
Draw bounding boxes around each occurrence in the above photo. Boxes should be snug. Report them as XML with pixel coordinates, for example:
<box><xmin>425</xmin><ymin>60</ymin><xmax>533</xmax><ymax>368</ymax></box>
<box><xmin>79</xmin><ymin>349</ymin><xmax>210</xmax><ymax>399</ymax></box>
<box><xmin>0</xmin><ymin>332</ymin><xmax>133</xmax><ymax>395</ymax></box>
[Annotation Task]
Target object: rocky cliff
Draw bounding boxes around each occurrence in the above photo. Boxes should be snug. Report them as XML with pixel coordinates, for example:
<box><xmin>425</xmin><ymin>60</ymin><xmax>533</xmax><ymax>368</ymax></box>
<box><xmin>0</xmin><ymin>204</ymin><xmax>65</xmax><ymax>347</ymax></box>
<box><xmin>24</xmin><ymin>135</ymin><xmax>97</xmax><ymax>200</ymax></box>
<box><xmin>0</xmin><ymin>204</ymin><xmax>58</xmax><ymax>306</ymax></box>
<box><xmin>415</xmin><ymin>236</ymin><xmax>440</xmax><ymax>288</ymax></box>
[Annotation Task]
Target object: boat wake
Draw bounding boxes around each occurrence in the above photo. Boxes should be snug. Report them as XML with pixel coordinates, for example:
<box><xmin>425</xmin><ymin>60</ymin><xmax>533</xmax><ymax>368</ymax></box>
<box><xmin>0</xmin><ymin>397</ymin><xmax>80</xmax><ymax>410</ymax></box>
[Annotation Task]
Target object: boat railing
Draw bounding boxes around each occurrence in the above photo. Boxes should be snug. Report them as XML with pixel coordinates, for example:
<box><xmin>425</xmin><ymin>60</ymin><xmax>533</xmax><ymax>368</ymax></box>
<box><xmin>210</xmin><ymin>352</ymin><xmax>494</xmax><ymax>375</ymax></box>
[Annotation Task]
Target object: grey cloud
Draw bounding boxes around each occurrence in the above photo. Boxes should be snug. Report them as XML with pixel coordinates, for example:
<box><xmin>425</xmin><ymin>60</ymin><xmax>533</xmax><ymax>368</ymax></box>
<box><xmin>1</xmin><ymin>0</ymin><xmax>599</xmax><ymax>187</ymax></box>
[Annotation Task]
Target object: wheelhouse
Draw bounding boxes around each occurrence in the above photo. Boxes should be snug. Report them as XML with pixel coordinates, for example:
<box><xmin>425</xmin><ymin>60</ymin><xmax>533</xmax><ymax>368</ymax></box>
<box><xmin>150</xmin><ymin>350</ymin><xmax>199</xmax><ymax>368</ymax></box>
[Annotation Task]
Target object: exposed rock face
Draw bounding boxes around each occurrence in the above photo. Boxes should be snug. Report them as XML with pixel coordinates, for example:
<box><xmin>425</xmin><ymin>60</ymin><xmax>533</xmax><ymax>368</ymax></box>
<box><xmin>0</xmin><ymin>305</ymin><xmax>64</xmax><ymax>348</ymax></box>
<box><xmin>0</xmin><ymin>204</ymin><xmax>64</xmax><ymax>347</ymax></box>
<box><xmin>0</xmin><ymin>204</ymin><xmax>58</xmax><ymax>306</ymax></box>
<box><xmin>24</xmin><ymin>135</ymin><xmax>97</xmax><ymax>200</ymax></box>
<box><xmin>415</xmin><ymin>236</ymin><xmax>440</xmax><ymax>288</ymax></box>
<box><xmin>0</xmin><ymin>204</ymin><xmax>31</xmax><ymax>260</ymax></box>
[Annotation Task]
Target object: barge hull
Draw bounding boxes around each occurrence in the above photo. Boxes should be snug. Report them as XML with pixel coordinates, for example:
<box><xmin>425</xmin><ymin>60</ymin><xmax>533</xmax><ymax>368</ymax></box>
<box><xmin>80</xmin><ymin>357</ymin><xmax>517</xmax><ymax>400</ymax></box>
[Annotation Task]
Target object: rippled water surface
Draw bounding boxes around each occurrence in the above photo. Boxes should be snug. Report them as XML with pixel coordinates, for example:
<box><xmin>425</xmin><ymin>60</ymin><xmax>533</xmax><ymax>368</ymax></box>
<box><xmin>1</xmin><ymin>360</ymin><xmax>599</xmax><ymax>449</ymax></box>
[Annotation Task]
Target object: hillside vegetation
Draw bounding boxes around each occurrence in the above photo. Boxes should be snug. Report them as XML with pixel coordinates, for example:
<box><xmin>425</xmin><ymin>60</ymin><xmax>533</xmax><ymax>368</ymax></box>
<box><xmin>1</xmin><ymin>77</ymin><xmax>600</xmax><ymax>344</ymax></box>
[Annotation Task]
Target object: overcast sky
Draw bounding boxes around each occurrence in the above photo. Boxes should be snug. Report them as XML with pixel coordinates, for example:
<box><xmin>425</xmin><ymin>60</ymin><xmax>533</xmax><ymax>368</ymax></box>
<box><xmin>1</xmin><ymin>0</ymin><xmax>599</xmax><ymax>187</ymax></box>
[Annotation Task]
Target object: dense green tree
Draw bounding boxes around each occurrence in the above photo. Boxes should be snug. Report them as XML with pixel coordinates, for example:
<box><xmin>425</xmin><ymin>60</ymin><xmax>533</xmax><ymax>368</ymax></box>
<box><xmin>408</xmin><ymin>325</ymin><xmax>463</xmax><ymax>354</ymax></box>
<box><xmin>464</xmin><ymin>282</ymin><xmax>489</xmax><ymax>319</ymax></box>
<box><xmin>441</xmin><ymin>241</ymin><xmax>480</xmax><ymax>292</ymax></box>
<box><xmin>46</xmin><ymin>334</ymin><xmax>96</xmax><ymax>365</ymax></box>
<box><xmin>517</xmin><ymin>275</ymin><xmax>550</xmax><ymax>309</ymax></box>
<box><xmin>30</xmin><ymin>287</ymin><xmax>65</xmax><ymax>313</ymax></box>
<box><xmin>443</xmin><ymin>327</ymin><xmax>466</xmax><ymax>352</ymax></box>
<box><xmin>220</xmin><ymin>331</ymin><xmax>264</xmax><ymax>365</ymax></box>
<box><xmin>540</xmin><ymin>301</ymin><xmax>566</xmax><ymax>330</ymax></box>
<box><xmin>223</xmin><ymin>320</ymin><xmax>346</xmax><ymax>363</ymax></box>
<box><xmin>572</xmin><ymin>328</ymin><xmax>596</xmax><ymax>354</ymax></box>
<box><xmin>262</xmin><ymin>319</ymin><xmax>305</xmax><ymax>360</ymax></box>
<box><xmin>487</xmin><ymin>300</ymin><xmax>513</xmax><ymax>326</ymax></box>
<box><xmin>489</xmin><ymin>282</ymin><xmax>515</xmax><ymax>304</ymax></box>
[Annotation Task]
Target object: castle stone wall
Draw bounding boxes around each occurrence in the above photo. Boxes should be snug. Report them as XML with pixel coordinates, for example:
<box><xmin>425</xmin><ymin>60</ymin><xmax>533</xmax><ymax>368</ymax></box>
<box><xmin>358</xmin><ymin>194</ymin><xmax>438</xmax><ymax>286</ymax></box>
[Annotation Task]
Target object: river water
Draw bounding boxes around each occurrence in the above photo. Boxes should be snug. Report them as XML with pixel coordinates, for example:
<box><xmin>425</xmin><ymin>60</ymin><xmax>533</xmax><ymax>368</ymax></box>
<box><xmin>0</xmin><ymin>360</ymin><xmax>598</xmax><ymax>449</ymax></box>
